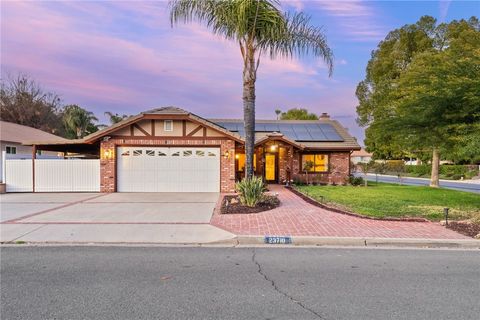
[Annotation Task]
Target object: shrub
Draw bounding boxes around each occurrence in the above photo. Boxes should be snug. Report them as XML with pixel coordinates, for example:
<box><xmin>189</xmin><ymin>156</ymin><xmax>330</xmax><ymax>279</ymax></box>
<box><xmin>349</xmin><ymin>175</ymin><xmax>364</xmax><ymax>186</ymax></box>
<box><xmin>235</xmin><ymin>176</ymin><xmax>266</xmax><ymax>207</ymax></box>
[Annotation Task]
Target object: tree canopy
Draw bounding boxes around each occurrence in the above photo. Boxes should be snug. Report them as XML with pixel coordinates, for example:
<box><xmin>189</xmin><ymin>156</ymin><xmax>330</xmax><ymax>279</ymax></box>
<box><xmin>279</xmin><ymin>108</ymin><xmax>318</xmax><ymax>120</ymax></box>
<box><xmin>0</xmin><ymin>74</ymin><xmax>64</xmax><ymax>135</ymax></box>
<box><xmin>356</xmin><ymin>16</ymin><xmax>480</xmax><ymax>185</ymax></box>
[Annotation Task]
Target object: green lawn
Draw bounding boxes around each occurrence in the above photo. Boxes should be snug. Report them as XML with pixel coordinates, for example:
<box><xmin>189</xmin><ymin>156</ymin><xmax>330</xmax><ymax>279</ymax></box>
<box><xmin>296</xmin><ymin>183</ymin><xmax>480</xmax><ymax>221</ymax></box>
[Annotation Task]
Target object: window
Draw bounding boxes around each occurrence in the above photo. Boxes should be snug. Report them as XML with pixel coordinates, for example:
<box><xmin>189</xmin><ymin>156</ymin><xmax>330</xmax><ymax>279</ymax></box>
<box><xmin>171</xmin><ymin>151</ymin><xmax>180</xmax><ymax>156</ymax></box>
<box><xmin>301</xmin><ymin>154</ymin><xmax>329</xmax><ymax>172</ymax></box>
<box><xmin>183</xmin><ymin>150</ymin><xmax>192</xmax><ymax>157</ymax></box>
<box><xmin>207</xmin><ymin>151</ymin><xmax>216</xmax><ymax>157</ymax></box>
<box><xmin>164</xmin><ymin>120</ymin><xmax>173</xmax><ymax>132</ymax></box>
<box><xmin>158</xmin><ymin>151</ymin><xmax>167</xmax><ymax>156</ymax></box>
<box><xmin>133</xmin><ymin>150</ymin><xmax>143</xmax><ymax>156</ymax></box>
<box><xmin>6</xmin><ymin>146</ymin><xmax>16</xmax><ymax>154</ymax></box>
<box><xmin>146</xmin><ymin>150</ymin><xmax>155</xmax><ymax>156</ymax></box>
<box><xmin>36</xmin><ymin>150</ymin><xmax>42</xmax><ymax>156</ymax></box>
<box><xmin>236</xmin><ymin>153</ymin><xmax>256</xmax><ymax>172</ymax></box>
<box><xmin>196</xmin><ymin>150</ymin><xmax>205</xmax><ymax>157</ymax></box>
<box><xmin>121</xmin><ymin>150</ymin><xmax>130</xmax><ymax>156</ymax></box>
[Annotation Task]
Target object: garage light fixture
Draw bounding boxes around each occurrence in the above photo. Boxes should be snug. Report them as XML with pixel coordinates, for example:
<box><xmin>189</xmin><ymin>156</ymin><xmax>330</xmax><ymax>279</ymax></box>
<box><xmin>102</xmin><ymin>149</ymin><xmax>114</xmax><ymax>160</ymax></box>
<box><xmin>223</xmin><ymin>150</ymin><xmax>230</xmax><ymax>159</ymax></box>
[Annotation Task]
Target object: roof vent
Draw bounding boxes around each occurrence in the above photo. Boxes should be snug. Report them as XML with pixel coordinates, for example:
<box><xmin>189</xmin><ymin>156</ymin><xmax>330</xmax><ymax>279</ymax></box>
<box><xmin>320</xmin><ymin>113</ymin><xmax>330</xmax><ymax>119</ymax></box>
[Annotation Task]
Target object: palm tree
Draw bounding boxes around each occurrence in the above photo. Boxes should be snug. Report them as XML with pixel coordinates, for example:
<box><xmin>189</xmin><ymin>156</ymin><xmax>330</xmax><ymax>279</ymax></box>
<box><xmin>170</xmin><ymin>0</ymin><xmax>333</xmax><ymax>177</ymax></box>
<box><xmin>105</xmin><ymin>111</ymin><xmax>128</xmax><ymax>124</ymax></box>
<box><xmin>275</xmin><ymin>109</ymin><xmax>282</xmax><ymax>120</ymax></box>
<box><xmin>63</xmin><ymin>105</ymin><xmax>98</xmax><ymax>139</ymax></box>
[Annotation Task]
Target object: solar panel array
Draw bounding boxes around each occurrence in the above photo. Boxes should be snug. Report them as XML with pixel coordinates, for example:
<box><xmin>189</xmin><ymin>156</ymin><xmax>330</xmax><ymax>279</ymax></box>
<box><xmin>214</xmin><ymin>121</ymin><xmax>344</xmax><ymax>142</ymax></box>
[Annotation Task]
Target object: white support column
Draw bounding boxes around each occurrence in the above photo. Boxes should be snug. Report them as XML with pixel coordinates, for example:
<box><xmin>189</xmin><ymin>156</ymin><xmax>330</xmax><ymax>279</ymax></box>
<box><xmin>2</xmin><ymin>150</ymin><xmax>6</xmax><ymax>183</ymax></box>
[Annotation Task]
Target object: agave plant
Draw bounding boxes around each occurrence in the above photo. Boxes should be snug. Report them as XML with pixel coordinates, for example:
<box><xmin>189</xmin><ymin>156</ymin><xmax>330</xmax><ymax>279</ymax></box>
<box><xmin>235</xmin><ymin>175</ymin><xmax>266</xmax><ymax>207</ymax></box>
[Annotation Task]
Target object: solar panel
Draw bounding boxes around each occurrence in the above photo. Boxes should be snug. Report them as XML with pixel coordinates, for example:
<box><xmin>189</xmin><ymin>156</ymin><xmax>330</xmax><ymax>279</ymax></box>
<box><xmin>212</xmin><ymin>121</ymin><xmax>344</xmax><ymax>141</ymax></box>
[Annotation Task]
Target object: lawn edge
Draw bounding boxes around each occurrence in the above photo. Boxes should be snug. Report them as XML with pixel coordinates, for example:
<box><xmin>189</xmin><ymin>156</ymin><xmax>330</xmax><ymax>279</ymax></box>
<box><xmin>288</xmin><ymin>186</ymin><xmax>429</xmax><ymax>223</ymax></box>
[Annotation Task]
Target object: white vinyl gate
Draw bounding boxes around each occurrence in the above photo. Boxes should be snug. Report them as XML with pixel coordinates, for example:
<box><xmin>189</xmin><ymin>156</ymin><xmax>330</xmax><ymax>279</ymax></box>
<box><xmin>4</xmin><ymin>159</ymin><xmax>100</xmax><ymax>192</ymax></box>
<box><xmin>116</xmin><ymin>147</ymin><xmax>220</xmax><ymax>192</ymax></box>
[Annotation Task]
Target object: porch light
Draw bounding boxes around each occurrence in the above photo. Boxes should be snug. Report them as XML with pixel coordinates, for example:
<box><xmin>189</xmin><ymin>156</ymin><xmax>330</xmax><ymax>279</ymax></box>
<box><xmin>270</xmin><ymin>145</ymin><xmax>278</xmax><ymax>152</ymax></box>
<box><xmin>223</xmin><ymin>150</ymin><xmax>230</xmax><ymax>159</ymax></box>
<box><xmin>235</xmin><ymin>154</ymin><xmax>239</xmax><ymax>159</ymax></box>
<box><xmin>103</xmin><ymin>149</ymin><xmax>113</xmax><ymax>160</ymax></box>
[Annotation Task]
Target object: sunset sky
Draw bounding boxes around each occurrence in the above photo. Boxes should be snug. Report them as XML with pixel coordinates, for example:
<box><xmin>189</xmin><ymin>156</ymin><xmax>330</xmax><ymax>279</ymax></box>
<box><xmin>2</xmin><ymin>1</ymin><xmax>478</xmax><ymax>143</ymax></box>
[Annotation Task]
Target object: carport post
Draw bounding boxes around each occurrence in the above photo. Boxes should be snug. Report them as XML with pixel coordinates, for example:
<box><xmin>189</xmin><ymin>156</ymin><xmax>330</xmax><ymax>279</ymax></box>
<box><xmin>32</xmin><ymin>145</ymin><xmax>36</xmax><ymax>192</ymax></box>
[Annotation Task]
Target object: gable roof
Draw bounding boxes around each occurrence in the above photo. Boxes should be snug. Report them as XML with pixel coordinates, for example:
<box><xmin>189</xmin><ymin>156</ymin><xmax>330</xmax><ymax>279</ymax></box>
<box><xmin>82</xmin><ymin>106</ymin><xmax>244</xmax><ymax>143</ymax></box>
<box><xmin>0</xmin><ymin>121</ymin><xmax>67</xmax><ymax>144</ymax></box>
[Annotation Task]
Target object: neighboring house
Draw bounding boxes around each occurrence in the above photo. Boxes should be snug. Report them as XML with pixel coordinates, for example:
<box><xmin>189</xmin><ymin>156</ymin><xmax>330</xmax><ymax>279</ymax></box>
<box><xmin>351</xmin><ymin>148</ymin><xmax>373</xmax><ymax>164</ymax></box>
<box><xmin>0</xmin><ymin>121</ymin><xmax>66</xmax><ymax>181</ymax></box>
<box><xmin>25</xmin><ymin>107</ymin><xmax>360</xmax><ymax>193</ymax></box>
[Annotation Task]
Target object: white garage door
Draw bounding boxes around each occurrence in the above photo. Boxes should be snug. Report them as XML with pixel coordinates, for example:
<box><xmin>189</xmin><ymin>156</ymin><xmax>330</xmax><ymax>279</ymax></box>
<box><xmin>116</xmin><ymin>147</ymin><xmax>220</xmax><ymax>192</ymax></box>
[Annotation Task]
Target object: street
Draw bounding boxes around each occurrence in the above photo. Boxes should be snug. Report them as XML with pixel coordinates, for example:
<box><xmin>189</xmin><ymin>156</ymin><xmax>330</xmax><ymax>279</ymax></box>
<box><xmin>355</xmin><ymin>173</ymin><xmax>480</xmax><ymax>194</ymax></box>
<box><xmin>1</xmin><ymin>246</ymin><xmax>479</xmax><ymax>320</ymax></box>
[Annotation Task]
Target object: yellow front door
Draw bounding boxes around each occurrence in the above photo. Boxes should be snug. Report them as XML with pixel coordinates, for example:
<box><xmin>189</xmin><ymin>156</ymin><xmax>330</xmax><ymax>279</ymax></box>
<box><xmin>265</xmin><ymin>154</ymin><xmax>276</xmax><ymax>181</ymax></box>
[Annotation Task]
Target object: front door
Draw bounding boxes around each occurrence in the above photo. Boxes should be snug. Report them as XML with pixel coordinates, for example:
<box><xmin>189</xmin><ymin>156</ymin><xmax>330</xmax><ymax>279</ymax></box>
<box><xmin>265</xmin><ymin>154</ymin><xmax>276</xmax><ymax>182</ymax></box>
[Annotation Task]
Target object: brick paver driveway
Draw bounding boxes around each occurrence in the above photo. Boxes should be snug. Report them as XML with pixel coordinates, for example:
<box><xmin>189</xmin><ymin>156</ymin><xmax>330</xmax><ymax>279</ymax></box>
<box><xmin>210</xmin><ymin>185</ymin><xmax>470</xmax><ymax>239</ymax></box>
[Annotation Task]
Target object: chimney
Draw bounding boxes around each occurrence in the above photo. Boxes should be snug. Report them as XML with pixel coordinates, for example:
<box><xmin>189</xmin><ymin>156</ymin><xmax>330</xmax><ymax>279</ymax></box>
<box><xmin>319</xmin><ymin>112</ymin><xmax>330</xmax><ymax>119</ymax></box>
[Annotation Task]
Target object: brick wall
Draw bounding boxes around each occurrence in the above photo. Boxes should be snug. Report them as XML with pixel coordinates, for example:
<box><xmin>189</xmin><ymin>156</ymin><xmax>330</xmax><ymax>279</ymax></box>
<box><xmin>292</xmin><ymin>151</ymin><xmax>350</xmax><ymax>185</ymax></box>
<box><xmin>99</xmin><ymin>138</ymin><xmax>236</xmax><ymax>193</ymax></box>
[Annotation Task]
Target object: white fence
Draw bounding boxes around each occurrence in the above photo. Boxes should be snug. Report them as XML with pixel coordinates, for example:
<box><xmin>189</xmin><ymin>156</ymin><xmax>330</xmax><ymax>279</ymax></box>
<box><xmin>4</xmin><ymin>160</ymin><xmax>33</xmax><ymax>192</ymax></box>
<box><xmin>4</xmin><ymin>159</ymin><xmax>100</xmax><ymax>192</ymax></box>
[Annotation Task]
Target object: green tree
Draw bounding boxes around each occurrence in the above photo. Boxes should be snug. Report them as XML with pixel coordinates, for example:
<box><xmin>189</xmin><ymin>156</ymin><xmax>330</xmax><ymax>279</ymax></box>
<box><xmin>105</xmin><ymin>111</ymin><xmax>128</xmax><ymax>125</ymax></box>
<box><xmin>0</xmin><ymin>74</ymin><xmax>63</xmax><ymax>134</ymax></box>
<box><xmin>280</xmin><ymin>108</ymin><xmax>318</xmax><ymax>120</ymax></box>
<box><xmin>63</xmin><ymin>105</ymin><xmax>99</xmax><ymax>139</ymax></box>
<box><xmin>356</xmin><ymin>16</ymin><xmax>480</xmax><ymax>187</ymax></box>
<box><xmin>170</xmin><ymin>0</ymin><xmax>333</xmax><ymax>178</ymax></box>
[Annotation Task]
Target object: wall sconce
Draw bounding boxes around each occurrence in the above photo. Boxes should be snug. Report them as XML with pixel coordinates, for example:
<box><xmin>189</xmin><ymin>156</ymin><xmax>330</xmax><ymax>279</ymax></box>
<box><xmin>223</xmin><ymin>150</ymin><xmax>230</xmax><ymax>159</ymax></box>
<box><xmin>235</xmin><ymin>154</ymin><xmax>239</xmax><ymax>159</ymax></box>
<box><xmin>270</xmin><ymin>144</ymin><xmax>278</xmax><ymax>152</ymax></box>
<box><xmin>102</xmin><ymin>149</ymin><xmax>114</xmax><ymax>160</ymax></box>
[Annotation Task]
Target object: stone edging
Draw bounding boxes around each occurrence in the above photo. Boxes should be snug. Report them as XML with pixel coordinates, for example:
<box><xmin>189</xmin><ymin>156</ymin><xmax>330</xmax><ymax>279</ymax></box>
<box><xmin>287</xmin><ymin>186</ymin><xmax>429</xmax><ymax>223</ymax></box>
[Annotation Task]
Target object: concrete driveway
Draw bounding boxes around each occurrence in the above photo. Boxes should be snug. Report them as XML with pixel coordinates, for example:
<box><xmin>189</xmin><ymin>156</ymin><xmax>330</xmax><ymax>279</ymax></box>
<box><xmin>0</xmin><ymin>192</ymin><xmax>234</xmax><ymax>244</ymax></box>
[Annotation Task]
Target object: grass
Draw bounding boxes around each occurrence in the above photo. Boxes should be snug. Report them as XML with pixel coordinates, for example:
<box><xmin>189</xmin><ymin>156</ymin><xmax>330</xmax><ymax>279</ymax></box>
<box><xmin>296</xmin><ymin>182</ymin><xmax>480</xmax><ymax>221</ymax></box>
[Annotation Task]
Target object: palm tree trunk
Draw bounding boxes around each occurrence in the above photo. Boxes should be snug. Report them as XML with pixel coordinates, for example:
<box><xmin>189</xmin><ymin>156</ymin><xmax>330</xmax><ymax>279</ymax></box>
<box><xmin>243</xmin><ymin>45</ymin><xmax>256</xmax><ymax>178</ymax></box>
<box><xmin>430</xmin><ymin>148</ymin><xmax>440</xmax><ymax>187</ymax></box>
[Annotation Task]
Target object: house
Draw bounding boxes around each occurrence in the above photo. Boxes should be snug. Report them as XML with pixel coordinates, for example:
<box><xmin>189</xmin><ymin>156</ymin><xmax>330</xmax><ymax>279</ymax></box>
<box><xmin>0</xmin><ymin>121</ymin><xmax>65</xmax><ymax>181</ymax></box>
<box><xmin>24</xmin><ymin>107</ymin><xmax>360</xmax><ymax>193</ymax></box>
<box><xmin>351</xmin><ymin>148</ymin><xmax>373</xmax><ymax>164</ymax></box>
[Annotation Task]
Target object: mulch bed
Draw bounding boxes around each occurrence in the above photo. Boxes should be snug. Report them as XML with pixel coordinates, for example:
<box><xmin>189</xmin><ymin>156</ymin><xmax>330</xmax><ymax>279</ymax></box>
<box><xmin>221</xmin><ymin>195</ymin><xmax>280</xmax><ymax>214</ymax></box>
<box><xmin>446</xmin><ymin>221</ymin><xmax>480</xmax><ymax>238</ymax></box>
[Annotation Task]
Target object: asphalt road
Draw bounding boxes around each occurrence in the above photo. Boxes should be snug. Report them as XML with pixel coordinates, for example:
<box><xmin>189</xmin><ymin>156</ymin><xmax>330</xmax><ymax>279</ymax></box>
<box><xmin>355</xmin><ymin>173</ymin><xmax>480</xmax><ymax>194</ymax></box>
<box><xmin>1</xmin><ymin>246</ymin><xmax>479</xmax><ymax>320</ymax></box>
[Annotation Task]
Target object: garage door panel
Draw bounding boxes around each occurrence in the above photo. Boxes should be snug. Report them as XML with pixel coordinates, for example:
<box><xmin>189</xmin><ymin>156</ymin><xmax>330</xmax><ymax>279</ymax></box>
<box><xmin>117</xmin><ymin>147</ymin><xmax>220</xmax><ymax>192</ymax></box>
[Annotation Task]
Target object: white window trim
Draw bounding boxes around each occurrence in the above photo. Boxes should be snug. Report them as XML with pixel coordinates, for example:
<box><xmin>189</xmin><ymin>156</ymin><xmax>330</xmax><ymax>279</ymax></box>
<box><xmin>164</xmin><ymin>120</ymin><xmax>173</xmax><ymax>132</ymax></box>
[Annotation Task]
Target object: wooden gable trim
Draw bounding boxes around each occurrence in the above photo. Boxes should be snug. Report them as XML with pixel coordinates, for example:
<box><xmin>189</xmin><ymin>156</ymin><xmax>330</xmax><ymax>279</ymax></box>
<box><xmin>132</xmin><ymin>123</ymin><xmax>151</xmax><ymax>136</ymax></box>
<box><xmin>187</xmin><ymin>125</ymin><xmax>203</xmax><ymax>137</ymax></box>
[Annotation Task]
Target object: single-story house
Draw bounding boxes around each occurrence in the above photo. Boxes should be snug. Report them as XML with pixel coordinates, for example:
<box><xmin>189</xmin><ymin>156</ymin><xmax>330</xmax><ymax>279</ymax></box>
<box><xmin>0</xmin><ymin>121</ymin><xmax>65</xmax><ymax>182</ymax></box>
<box><xmin>351</xmin><ymin>148</ymin><xmax>373</xmax><ymax>164</ymax></box>
<box><xmin>25</xmin><ymin>107</ymin><xmax>360</xmax><ymax>193</ymax></box>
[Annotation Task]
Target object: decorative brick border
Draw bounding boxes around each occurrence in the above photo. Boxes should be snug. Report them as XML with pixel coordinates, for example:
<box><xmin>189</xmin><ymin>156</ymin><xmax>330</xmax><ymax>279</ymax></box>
<box><xmin>287</xmin><ymin>186</ymin><xmax>429</xmax><ymax>222</ymax></box>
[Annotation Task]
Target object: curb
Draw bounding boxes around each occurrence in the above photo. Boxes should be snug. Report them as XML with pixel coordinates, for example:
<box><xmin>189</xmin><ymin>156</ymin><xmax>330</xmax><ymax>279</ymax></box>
<box><xmin>234</xmin><ymin>236</ymin><xmax>480</xmax><ymax>249</ymax></box>
<box><xmin>1</xmin><ymin>237</ymin><xmax>478</xmax><ymax>249</ymax></box>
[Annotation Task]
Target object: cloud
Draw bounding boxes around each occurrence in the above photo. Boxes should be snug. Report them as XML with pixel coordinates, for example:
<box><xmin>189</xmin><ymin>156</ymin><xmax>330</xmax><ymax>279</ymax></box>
<box><xmin>1</xmin><ymin>0</ymin><xmax>362</xmax><ymax>137</ymax></box>
<box><xmin>311</xmin><ymin>0</ymin><xmax>386</xmax><ymax>42</ymax></box>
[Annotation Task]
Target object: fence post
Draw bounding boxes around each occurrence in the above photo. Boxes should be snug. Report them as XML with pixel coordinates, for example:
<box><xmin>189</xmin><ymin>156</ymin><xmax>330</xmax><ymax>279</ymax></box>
<box><xmin>32</xmin><ymin>145</ymin><xmax>36</xmax><ymax>192</ymax></box>
<box><xmin>2</xmin><ymin>150</ymin><xmax>6</xmax><ymax>183</ymax></box>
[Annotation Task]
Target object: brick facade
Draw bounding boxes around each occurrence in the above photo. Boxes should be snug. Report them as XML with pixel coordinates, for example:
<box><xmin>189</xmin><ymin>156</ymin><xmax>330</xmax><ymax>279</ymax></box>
<box><xmin>291</xmin><ymin>151</ymin><xmax>351</xmax><ymax>185</ymax></box>
<box><xmin>100</xmin><ymin>138</ymin><xmax>236</xmax><ymax>193</ymax></box>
